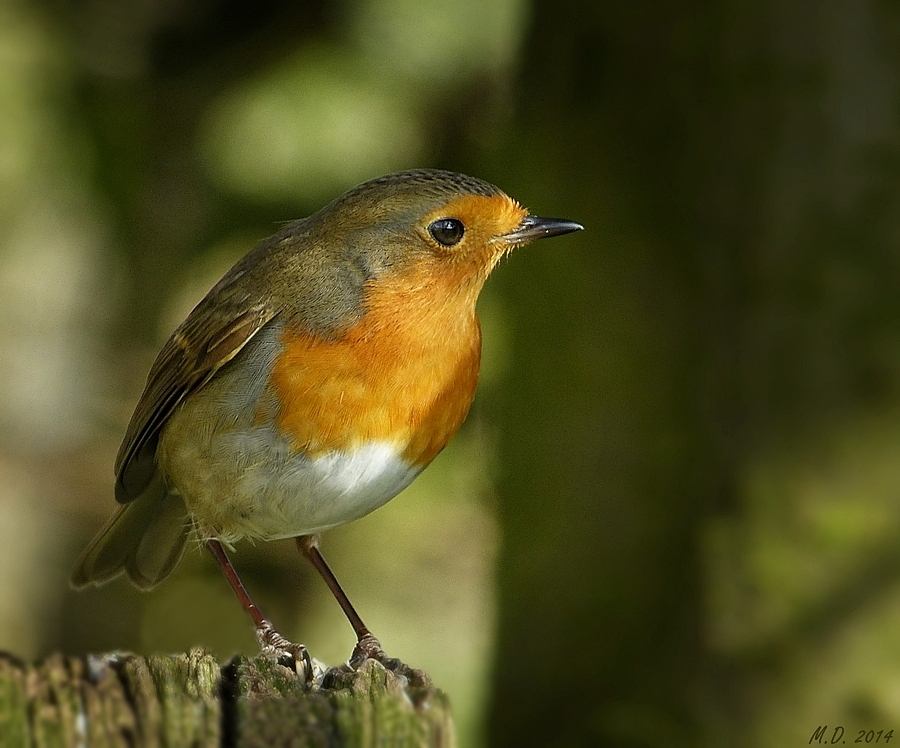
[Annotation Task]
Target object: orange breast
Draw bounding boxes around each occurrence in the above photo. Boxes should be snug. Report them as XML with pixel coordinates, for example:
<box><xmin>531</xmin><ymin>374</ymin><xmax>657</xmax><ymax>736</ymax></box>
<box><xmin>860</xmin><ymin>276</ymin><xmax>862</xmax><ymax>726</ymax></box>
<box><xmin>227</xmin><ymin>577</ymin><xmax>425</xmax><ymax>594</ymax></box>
<box><xmin>269</xmin><ymin>260</ymin><xmax>482</xmax><ymax>467</ymax></box>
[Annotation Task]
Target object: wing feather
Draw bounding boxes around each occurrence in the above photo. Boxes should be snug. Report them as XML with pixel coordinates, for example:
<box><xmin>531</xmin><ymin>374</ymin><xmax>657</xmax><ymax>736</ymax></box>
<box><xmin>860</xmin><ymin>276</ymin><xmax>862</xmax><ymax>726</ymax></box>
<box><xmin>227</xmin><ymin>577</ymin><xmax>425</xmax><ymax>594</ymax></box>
<box><xmin>114</xmin><ymin>300</ymin><xmax>277</xmax><ymax>503</ymax></box>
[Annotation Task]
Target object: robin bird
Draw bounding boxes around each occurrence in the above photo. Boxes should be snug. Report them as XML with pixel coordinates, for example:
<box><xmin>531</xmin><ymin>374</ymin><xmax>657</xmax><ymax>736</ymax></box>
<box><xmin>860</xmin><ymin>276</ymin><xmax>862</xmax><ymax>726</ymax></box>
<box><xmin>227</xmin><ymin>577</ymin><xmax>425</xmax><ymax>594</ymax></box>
<box><xmin>71</xmin><ymin>169</ymin><xmax>581</xmax><ymax>674</ymax></box>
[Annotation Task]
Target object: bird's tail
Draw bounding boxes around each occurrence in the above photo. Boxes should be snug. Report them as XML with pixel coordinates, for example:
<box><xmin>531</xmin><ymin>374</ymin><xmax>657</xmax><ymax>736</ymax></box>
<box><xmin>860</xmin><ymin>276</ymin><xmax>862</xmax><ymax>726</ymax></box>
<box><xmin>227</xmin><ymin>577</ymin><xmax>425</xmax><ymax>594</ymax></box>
<box><xmin>71</xmin><ymin>474</ymin><xmax>191</xmax><ymax>590</ymax></box>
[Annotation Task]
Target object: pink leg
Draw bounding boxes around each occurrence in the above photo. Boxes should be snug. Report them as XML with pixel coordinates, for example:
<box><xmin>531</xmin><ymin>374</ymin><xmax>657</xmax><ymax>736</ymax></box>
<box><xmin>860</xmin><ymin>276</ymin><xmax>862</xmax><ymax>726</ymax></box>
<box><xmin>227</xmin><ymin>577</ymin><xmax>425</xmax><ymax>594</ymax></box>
<box><xmin>207</xmin><ymin>539</ymin><xmax>311</xmax><ymax>676</ymax></box>
<box><xmin>296</xmin><ymin>535</ymin><xmax>384</xmax><ymax>661</ymax></box>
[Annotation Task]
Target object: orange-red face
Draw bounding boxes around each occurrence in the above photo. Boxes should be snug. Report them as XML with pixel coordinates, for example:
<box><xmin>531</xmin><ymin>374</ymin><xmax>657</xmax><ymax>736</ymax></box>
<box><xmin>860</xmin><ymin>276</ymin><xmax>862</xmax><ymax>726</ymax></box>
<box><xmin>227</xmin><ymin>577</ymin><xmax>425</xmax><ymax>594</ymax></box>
<box><xmin>418</xmin><ymin>192</ymin><xmax>529</xmax><ymax>277</ymax></box>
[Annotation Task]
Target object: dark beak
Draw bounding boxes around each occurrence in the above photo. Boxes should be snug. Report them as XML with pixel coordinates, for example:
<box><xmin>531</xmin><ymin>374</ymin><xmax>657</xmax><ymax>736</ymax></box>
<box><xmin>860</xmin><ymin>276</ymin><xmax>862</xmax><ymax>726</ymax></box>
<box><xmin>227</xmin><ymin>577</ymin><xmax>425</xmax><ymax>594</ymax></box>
<box><xmin>501</xmin><ymin>215</ymin><xmax>583</xmax><ymax>244</ymax></box>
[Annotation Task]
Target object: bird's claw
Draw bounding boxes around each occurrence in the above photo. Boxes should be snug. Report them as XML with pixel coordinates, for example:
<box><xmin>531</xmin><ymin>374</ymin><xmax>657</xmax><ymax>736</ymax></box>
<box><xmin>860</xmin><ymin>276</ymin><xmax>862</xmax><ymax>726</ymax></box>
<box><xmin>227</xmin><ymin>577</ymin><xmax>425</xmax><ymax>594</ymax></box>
<box><xmin>347</xmin><ymin>632</ymin><xmax>427</xmax><ymax>686</ymax></box>
<box><xmin>350</xmin><ymin>632</ymin><xmax>386</xmax><ymax>667</ymax></box>
<box><xmin>256</xmin><ymin>621</ymin><xmax>313</xmax><ymax>682</ymax></box>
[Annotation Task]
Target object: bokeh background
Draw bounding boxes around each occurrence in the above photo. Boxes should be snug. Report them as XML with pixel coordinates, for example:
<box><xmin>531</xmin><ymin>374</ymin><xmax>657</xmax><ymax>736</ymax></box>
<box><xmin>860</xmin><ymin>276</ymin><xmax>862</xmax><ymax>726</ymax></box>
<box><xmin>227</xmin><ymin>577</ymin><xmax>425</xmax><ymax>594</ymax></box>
<box><xmin>2</xmin><ymin>0</ymin><xmax>900</xmax><ymax>745</ymax></box>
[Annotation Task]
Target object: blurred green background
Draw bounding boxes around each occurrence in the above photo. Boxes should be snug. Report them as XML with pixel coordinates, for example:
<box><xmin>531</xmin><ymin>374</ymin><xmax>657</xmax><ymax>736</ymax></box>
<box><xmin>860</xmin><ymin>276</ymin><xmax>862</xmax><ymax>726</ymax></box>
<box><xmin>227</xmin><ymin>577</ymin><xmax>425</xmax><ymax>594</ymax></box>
<box><xmin>2</xmin><ymin>0</ymin><xmax>900</xmax><ymax>745</ymax></box>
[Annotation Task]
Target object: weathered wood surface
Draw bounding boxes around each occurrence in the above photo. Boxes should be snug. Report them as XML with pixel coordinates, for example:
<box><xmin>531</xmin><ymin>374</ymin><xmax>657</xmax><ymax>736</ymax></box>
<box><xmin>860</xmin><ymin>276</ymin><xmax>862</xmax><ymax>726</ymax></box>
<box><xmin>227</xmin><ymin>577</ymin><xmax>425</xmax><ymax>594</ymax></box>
<box><xmin>0</xmin><ymin>649</ymin><xmax>455</xmax><ymax>747</ymax></box>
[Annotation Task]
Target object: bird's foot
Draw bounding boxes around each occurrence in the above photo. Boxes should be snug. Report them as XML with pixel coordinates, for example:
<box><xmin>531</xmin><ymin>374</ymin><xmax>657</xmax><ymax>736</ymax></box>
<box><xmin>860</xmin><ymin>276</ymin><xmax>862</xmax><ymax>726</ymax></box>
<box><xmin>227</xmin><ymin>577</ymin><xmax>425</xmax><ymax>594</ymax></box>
<box><xmin>256</xmin><ymin>621</ymin><xmax>313</xmax><ymax>682</ymax></box>
<box><xmin>349</xmin><ymin>631</ymin><xmax>385</xmax><ymax>667</ymax></box>
<box><xmin>346</xmin><ymin>632</ymin><xmax>431</xmax><ymax>688</ymax></box>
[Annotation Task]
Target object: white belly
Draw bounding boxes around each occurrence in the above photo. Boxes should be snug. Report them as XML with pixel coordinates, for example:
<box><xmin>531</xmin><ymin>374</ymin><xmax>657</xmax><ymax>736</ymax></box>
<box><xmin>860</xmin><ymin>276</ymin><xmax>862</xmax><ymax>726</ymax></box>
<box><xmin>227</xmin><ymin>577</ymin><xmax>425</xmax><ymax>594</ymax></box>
<box><xmin>160</xmin><ymin>424</ymin><xmax>421</xmax><ymax>542</ymax></box>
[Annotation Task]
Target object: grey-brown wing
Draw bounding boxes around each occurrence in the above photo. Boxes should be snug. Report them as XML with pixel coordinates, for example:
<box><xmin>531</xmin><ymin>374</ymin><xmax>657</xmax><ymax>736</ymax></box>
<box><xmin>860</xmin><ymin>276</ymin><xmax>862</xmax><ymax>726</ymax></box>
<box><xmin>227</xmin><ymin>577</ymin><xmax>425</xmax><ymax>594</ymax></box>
<box><xmin>114</xmin><ymin>298</ymin><xmax>277</xmax><ymax>503</ymax></box>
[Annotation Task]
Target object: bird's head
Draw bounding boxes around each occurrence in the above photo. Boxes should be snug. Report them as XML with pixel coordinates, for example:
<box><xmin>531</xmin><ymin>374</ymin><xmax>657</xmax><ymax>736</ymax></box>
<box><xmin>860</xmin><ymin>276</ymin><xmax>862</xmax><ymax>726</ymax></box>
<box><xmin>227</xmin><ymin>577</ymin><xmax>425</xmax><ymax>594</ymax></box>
<box><xmin>309</xmin><ymin>169</ymin><xmax>582</xmax><ymax>286</ymax></box>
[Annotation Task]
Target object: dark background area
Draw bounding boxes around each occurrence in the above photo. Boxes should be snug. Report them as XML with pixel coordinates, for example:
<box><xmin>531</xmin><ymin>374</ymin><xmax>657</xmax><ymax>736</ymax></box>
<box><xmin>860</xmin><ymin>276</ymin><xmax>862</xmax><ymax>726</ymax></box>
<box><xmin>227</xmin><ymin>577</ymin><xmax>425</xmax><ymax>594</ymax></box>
<box><xmin>2</xmin><ymin>0</ymin><xmax>900</xmax><ymax>745</ymax></box>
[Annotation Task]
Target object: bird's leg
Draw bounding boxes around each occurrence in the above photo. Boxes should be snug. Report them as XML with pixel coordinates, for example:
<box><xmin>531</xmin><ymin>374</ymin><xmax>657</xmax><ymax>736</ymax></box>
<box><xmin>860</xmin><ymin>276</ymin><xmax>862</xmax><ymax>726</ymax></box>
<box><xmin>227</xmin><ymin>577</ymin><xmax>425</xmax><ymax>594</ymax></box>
<box><xmin>296</xmin><ymin>535</ymin><xmax>386</xmax><ymax>666</ymax></box>
<box><xmin>206</xmin><ymin>539</ymin><xmax>311</xmax><ymax>678</ymax></box>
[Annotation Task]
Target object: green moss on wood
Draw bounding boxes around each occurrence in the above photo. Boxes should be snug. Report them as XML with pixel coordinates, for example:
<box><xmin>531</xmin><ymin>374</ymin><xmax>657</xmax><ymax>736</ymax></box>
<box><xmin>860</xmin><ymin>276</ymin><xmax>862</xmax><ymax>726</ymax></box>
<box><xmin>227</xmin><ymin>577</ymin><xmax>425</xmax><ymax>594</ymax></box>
<box><xmin>0</xmin><ymin>650</ymin><xmax>455</xmax><ymax>747</ymax></box>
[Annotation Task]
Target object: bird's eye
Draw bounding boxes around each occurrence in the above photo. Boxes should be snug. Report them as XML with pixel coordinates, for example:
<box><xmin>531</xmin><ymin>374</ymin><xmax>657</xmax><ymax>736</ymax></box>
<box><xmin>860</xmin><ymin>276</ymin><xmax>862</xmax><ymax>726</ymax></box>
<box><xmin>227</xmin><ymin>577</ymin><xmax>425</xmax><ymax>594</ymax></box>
<box><xmin>428</xmin><ymin>218</ymin><xmax>465</xmax><ymax>247</ymax></box>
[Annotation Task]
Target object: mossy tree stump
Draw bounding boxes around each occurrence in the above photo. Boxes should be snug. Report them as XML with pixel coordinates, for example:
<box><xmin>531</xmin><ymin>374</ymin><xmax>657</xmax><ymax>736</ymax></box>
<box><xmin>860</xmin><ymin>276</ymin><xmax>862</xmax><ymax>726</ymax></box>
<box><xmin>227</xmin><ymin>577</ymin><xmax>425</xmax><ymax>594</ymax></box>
<box><xmin>0</xmin><ymin>649</ymin><xmax>455</xmax><ymax>747</ymax></box>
